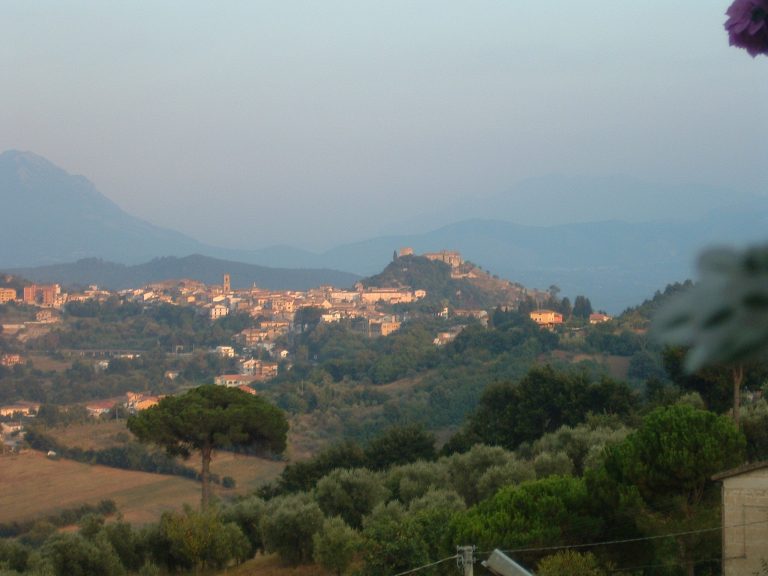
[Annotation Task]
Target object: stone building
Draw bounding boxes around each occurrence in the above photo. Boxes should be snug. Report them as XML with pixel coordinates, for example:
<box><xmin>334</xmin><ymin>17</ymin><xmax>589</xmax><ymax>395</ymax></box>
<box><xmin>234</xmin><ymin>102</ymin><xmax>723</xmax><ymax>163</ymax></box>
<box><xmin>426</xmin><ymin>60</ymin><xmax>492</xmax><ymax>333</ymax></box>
<box><xmin>713</xmin><ymin>461</ymin><xmax>768</xmax><ymax>575</ymax></box>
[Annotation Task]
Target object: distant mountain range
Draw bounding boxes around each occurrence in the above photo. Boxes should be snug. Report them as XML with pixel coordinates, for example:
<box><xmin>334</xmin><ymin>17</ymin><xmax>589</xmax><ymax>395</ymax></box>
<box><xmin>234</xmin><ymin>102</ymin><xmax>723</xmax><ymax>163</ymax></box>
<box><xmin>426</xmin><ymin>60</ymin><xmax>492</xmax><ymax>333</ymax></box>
<box><xmin>0</xmin><ymin>150</ymin><xmax>209</xmax><ymax>266</ymax></box>
<box><xmin>0</xmin><ymin>150</ymin><xmax>358</xmax><ymax>290</ymax></box>
<box><xmin>383</xmin><ymin>173</ymin><xmax>753</xmax><ymax>236</ymax></box>
<box><xmin>7</xmin><ymin>255</ymin><xmax>360</xmax><ymax>292</ymax></box>
<box><xmin>3</xmin><ymin>149</ymin><xmax>768</xmax><ymax>312</ymax></box>
<box><xmin>238</xmin><ymin>207</ymin><xmax>768</xmax><ymax>313</ymax></box>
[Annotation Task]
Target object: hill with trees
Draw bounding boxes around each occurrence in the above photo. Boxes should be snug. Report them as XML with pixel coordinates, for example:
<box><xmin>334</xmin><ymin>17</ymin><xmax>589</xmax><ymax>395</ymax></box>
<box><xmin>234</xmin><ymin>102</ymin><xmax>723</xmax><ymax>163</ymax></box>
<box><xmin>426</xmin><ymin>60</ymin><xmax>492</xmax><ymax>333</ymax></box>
<box><xmin>362</xmin><ymin>253</ymin><xmax>532</xmax><ymax>310</ymax></box>
<box><xmin>4</xmin><ymin>269</ymin><xmax>768</xmax><ymax>575</ymax></box>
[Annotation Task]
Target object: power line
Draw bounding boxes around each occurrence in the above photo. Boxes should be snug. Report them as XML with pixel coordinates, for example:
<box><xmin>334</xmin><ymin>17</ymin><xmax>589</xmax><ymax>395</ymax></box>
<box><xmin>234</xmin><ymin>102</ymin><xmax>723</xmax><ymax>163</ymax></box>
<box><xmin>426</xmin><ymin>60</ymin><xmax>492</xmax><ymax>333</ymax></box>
<box><xmin>391</xmin><ymin>519</ymin><xmax>768</xmax><ymax>576</ymax></box>
<box><xmin>391</xmin><ymin>554</ymin><xmax>459</xmax><ymax>576</ymax></box>
<box><xmin>479</xmin><ymin>518</ymin><xmax>768</xmax><ymax>556</ymax></box>
<box><xmin>608</xmin><ymin>556</ymin><xmax>723</xmax><ymax>574</ymax></box>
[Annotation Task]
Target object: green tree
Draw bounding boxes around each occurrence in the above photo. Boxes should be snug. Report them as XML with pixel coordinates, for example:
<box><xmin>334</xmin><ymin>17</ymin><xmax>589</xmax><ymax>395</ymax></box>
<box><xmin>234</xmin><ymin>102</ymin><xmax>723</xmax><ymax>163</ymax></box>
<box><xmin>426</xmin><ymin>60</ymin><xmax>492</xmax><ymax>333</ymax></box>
<box><xmin>445</xmin><ymin>444</ymin><xmax>516</xmax><ymax>506</ymax></box>
<box><xmin>42</xmin><ymin>532</ymin><xmax>125</xmax><ymax>576</ymax></box>
<box><xmin>605</xmin><ymin>404</ymin><xmax>744</xmax><ymax>517</ymax></box>
<box><xmin>278</xmin><ymin>439</ymin><xmax>367</xmax><ymax>493</ymax></box>
<box><xmin>260</xmin><ymin>493</ymin><xmax>324</xmax><ymax>565</ymax></box>
<box><xmin>0</xmin><ymin>539</ymin><xmax>31</xmax><ymax>573</ymax></box>
<box><xmin>384</xmin><ymin>460</ymin><xmax>452</xmax><ymax>505</ymax></box>
<box><xmin>127</xmin><ymin>385</ymin><xmax>288</xmax><ymax>508</ymax></box>
<box><xmin>155</xmin><ymin>507</ymin><xmax>250</xmax><ymax>572</ymax></box>
<box><xmin>363</xmin><ymin>424</ymin><xmax>436</xmax><ymax>470</ymax></box>
<box><xmin>315</xmin><ymin>468</ymin><xmax>388</xmax><ymax>529</ymax></box>
<box><xmin>103</xmin><ymin>520</ymin><xmax>145</xmax><ymax>573</ymax></box>
<box><xmin>476</xmin><ymin>459</ymin><xmax>536</xmax><ymax>501</ymax></box>
<box><xmin>662</xmin><ymin>346</ymin><xmax>732</xmax><ymax>413</ymax></box>
<box><xmin>601</xmin><ymin>404</ymin><xmax>745</xmax><ymax>576</ymax></box>
<box><xmin>407</xmin><ymin>489</ymin><xmax>465</xmax><ymax>559</ymax></box>
<box><xmin>537</xmin><ymin>550</ymin><xmax>607</xmax><ymax>576</ymax></box>
<box><xmin>458</xmin><ymin>366</ymin><xmax>637</xmax><ymax>450</ymax></box>
<box><xmin>313</xmin><ymin>517</ymin><xmax>360</xmax><ymax>576</ymax></box>
<box><xmin>450</xmin><ymin>476</ymin><xmax>602</xmax><ymax>567</ymax></box>
<box><xmin>220</xmin><ymin>496</ymin><xmax>267</xmax><ymax>556</ymax></box>
<box><xmin>361</xmin><ymin>502</ymin><xmax>430</xmax><ymax>576</ymax></box>
<box><xmin>573</xmin><ymin>295</ymin><xmax>593</xmax><ymax>319</ymax></box>
<box><xmin>742</xmin><ymin>400</ymin><xmax>768</xmax><ymax>460</ymax></box>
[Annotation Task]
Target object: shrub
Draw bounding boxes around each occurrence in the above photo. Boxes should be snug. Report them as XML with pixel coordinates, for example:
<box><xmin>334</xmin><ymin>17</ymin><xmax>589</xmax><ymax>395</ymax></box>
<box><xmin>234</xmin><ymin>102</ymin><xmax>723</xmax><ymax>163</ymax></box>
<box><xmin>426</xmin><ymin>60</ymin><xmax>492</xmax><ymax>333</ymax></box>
<box><xmin>533</xmin><ymin>451</ymin><xmax>574</xmax><ymax>478</ymax></box>
<box><xmin>742</xmin><ymin>400</ymin><xmax>768</xmax><ymax>461</ymax></box>
<box><xmin>537</xmin><ymin>550</ymin><xmax>606</xmax><ymax>576</ymax></box>
<box><xmin>42</xmin><ymin>532</ymin><xmax>125</xmax><ymax>576</ymax></box>
<box><xmin>313</xmin><ymin>517</ymin><xmax>360</xmax><ymax>576</ymax></box>
<box><xmin>445</xmin><ymin>444</ymin><xmax>515</xmax><ymax>505</ymax></box>
<box><xmin>155</xmin><ymin>507</ymin><xmax>250</xmax><ymax>571</ymax></box>
<box><xmin>384</xmin><ymin>460</ymin><xmax>451</xmax><ymax>505</ymax></box>
<box><xmin>260</xmin><ymin>493</ymin><xmax>324</xmax><ymax>565</ymax></box>
<box><xmin>477</xmin><ymin>459</ymin><xmax>536</xmax><ymax>500</ymax></box>
<box><xmin>222</xmin><ymin>476</ymin><xmax>236</xmax><ymax>489</ymax></box>
<box><xmin>315</xmin><ymin>468</ymin><xmax>388</xmax><ymax>528</ymax></box>
<box><xmin>361</xmin><ymin>502</ymin><xmax>430</xmax><ymax>576</ymax></box>
<box><xmin>221</xmin><ymin>496</ymin><xmax>267</xmax><ymax>556</ymax></box>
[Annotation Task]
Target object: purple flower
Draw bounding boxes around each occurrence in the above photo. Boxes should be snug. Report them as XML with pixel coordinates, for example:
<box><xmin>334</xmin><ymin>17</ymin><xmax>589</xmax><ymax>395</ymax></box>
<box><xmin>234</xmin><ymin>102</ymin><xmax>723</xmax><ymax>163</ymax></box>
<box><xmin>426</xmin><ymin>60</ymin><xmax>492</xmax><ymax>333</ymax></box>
<box><xmin>725</xmin><ymin>0</ymin><xmax>768</xmax><ymax>57</ymax></box>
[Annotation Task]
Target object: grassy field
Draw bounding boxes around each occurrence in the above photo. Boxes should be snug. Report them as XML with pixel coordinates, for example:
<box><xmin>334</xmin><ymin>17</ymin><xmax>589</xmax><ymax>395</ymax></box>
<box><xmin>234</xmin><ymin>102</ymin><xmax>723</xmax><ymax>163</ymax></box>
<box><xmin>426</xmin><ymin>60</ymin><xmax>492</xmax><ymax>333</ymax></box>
<box><xmin>27</xmin><ymin>354</ymin><xmax>71</xmax><ymax>372</ymax></box>
<box><xmin>1</xmin><ymin>449</ymin><xmax>285</xmax><ymax>525</ymax></box>
<box><xmin>0</xmin><ymin>450</ymin><xmax>202</xmax><ymax>525</ymax></box>
<box><xmin>52</xmin><ymin>419</ymin><xmax>130</xmax><ymax>450</ymax></box>
<box><xmin>50</xmin><ymin>420</ymin><xmax>286</xmax><ymax>490</ymax></box>
<box><xmin>2</xmin><ymin>420</ymin><xmax>287</xmax><ymax>525</ymax></box>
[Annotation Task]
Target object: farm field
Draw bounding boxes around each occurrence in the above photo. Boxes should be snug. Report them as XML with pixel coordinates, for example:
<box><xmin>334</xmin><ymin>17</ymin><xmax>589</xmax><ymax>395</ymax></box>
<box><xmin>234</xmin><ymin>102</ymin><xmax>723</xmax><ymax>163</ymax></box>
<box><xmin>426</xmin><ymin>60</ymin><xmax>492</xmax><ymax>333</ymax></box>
<box><xmin>50</xmin><ymin>420</ymin><xmax>287</xmax><ymax>491</ymax></box>
<box><xmin>1</xmin><ymin>446</ymin><xmax>285</xmax><ymax>525</ymax></box>
<box><xmin>27</xmin><ymin>354</ymin><xmax>71</xmax><ymax>372</ymax></box>
<box><xmin>0</xmin><ymin>450</ymin><xmax>202</xmax><ymax>525</ymax></box>
<box><xmin>51</xmin><ymin>419</ymin><xmax>135</xmax><ymax>450</ymax></box>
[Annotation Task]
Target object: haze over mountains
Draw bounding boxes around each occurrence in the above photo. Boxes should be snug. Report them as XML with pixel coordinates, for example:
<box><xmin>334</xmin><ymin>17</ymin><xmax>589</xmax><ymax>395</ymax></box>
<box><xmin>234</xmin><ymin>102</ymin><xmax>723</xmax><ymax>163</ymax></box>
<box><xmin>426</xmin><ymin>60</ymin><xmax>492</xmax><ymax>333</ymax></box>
<box><xmin>8</xmin><ymin>255</ymin><xmax>361</xmax><ymax>293</ymax></box>
<box><xmin>0</xmin><ymin>150</ymin><xmax>209</xmax><ymax>266</ymax></box>
<box><xmin>2</xmin><ymin>149</ymin><xmax>767</xmax><ymax>312</ymax></box>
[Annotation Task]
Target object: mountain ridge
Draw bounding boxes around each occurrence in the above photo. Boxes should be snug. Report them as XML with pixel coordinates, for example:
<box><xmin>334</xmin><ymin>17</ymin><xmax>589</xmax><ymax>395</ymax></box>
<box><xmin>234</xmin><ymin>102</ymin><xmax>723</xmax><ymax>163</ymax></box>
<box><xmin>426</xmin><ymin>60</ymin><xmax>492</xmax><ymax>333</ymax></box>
<box><xmin>6</xmin><ymin>254</ymin><xmax>360</xmax><ymax>292</ymax></box>
<box><xmin>4</xmin><ymin>149</ymin><xmax>768</xmax><ymax>312</ymax></box>
<box><xmin>0</xmin><ymin>150</ymin><xmax>210</xmax><ymax>267</ymax></box>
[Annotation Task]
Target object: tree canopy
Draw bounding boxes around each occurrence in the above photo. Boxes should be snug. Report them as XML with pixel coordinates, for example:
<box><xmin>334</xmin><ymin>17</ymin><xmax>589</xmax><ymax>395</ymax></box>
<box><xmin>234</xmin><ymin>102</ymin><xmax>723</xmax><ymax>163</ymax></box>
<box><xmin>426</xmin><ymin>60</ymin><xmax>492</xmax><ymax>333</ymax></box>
<box><xmin>603</xmin><ymin>404</ymin><xmax>744</xmax><ymax>512</ymax></box>
<box><xmin>453</xmin><ymin>366</ymin><xmax>637</xmax><ymax>451</ymax></box>
<box><xmin>127</xmin><ymin>385</ymin><xmax>288</xmax><ymax>507</ymax></box>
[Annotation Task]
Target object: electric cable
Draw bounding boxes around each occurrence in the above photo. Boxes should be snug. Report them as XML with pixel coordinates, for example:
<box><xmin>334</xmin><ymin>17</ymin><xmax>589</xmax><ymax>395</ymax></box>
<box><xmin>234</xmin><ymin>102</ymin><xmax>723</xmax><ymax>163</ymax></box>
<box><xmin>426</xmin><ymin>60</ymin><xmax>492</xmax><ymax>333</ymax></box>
<box><xmin>389</xmin><ymin>518</ymin><xmax>768</xmax><ymax>576</ymax></box>
<box><xmin>477</xmin><ymin>517</ymin><xmax>768</xmax><ymax>556</ymax></box>
<box><xmin>391</xmin><ymin>554</ymin><xmax>460</xmax><ymax>576</ymax></box>
<box><xmin>607</xmin><ymin>556</ymin><xmax>723</xmax><ymax>574</ymax></box>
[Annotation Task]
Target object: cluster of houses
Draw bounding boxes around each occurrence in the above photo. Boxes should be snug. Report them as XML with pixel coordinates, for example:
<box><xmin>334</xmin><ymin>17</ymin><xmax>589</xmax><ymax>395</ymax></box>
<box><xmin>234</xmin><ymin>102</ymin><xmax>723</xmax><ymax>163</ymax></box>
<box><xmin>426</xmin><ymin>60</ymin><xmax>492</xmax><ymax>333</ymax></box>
<box><xmin>1</xmin><ymin>353</ymin><xmax>24</xmax><ymax>368</ymax></box>
<box><xmin>119</xmin><ymin>277</ymin><xmax>424</xmax><ymax>339</ymax></box>
<box><xmin>0</xmin><ymin>250</ymin><xmax>495</xmax><ymax>340</ymax></box>
<box><xmin>0</xmin><ymin>402</ymin><xmax>39</xmax><ymax>453</ymax></box>
<box><xmin>212</xmin><ymin>346</ymin><xmax>279</xmax><ymax>389</ymax></box>
<box><xmin>0</xmin><ymin>250</ymin><xmax>523</xmax><ymax>348</ymax></box>
<box><xmin>0</xmin><ymin>272</ymin><xmax>426</xmax><ymax>340</ymax></box>
<box><xmin>529</xmin><ymin>309</ymin><xmax>612</xmax><ymax>329</ymax></box>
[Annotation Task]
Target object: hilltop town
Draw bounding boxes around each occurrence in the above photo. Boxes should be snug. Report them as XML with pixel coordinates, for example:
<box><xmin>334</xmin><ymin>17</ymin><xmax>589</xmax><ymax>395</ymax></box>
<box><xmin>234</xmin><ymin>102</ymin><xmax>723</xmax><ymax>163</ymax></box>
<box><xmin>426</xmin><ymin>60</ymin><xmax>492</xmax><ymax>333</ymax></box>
<box><xmin>2</xmin><ymin>248</ymin><xmax>767</xmax><ymax>576</ymax></box>
<box><xmin>0</xmin><ymin>249</ymin><xmax>542</xmax><ymax>426</ymax></box>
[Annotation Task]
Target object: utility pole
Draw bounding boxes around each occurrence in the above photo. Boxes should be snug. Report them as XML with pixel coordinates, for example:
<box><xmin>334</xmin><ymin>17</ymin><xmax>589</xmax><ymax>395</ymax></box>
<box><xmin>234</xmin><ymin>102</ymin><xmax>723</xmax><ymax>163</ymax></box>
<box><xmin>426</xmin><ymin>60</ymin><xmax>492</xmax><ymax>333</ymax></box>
<box><xmin>457</xmin><ymin>546</ymin><xmax>475</xmax><ymax>576</ymax></box>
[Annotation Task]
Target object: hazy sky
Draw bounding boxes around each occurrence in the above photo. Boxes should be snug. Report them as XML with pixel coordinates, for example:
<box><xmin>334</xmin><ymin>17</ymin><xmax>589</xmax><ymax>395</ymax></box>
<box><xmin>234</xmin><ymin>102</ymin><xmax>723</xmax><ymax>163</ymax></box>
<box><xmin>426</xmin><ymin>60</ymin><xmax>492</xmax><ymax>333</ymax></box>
<box><xmin>2</xmin><ymin>1</ymin><xmax>767</xmax><ymax>250</ymax></box>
